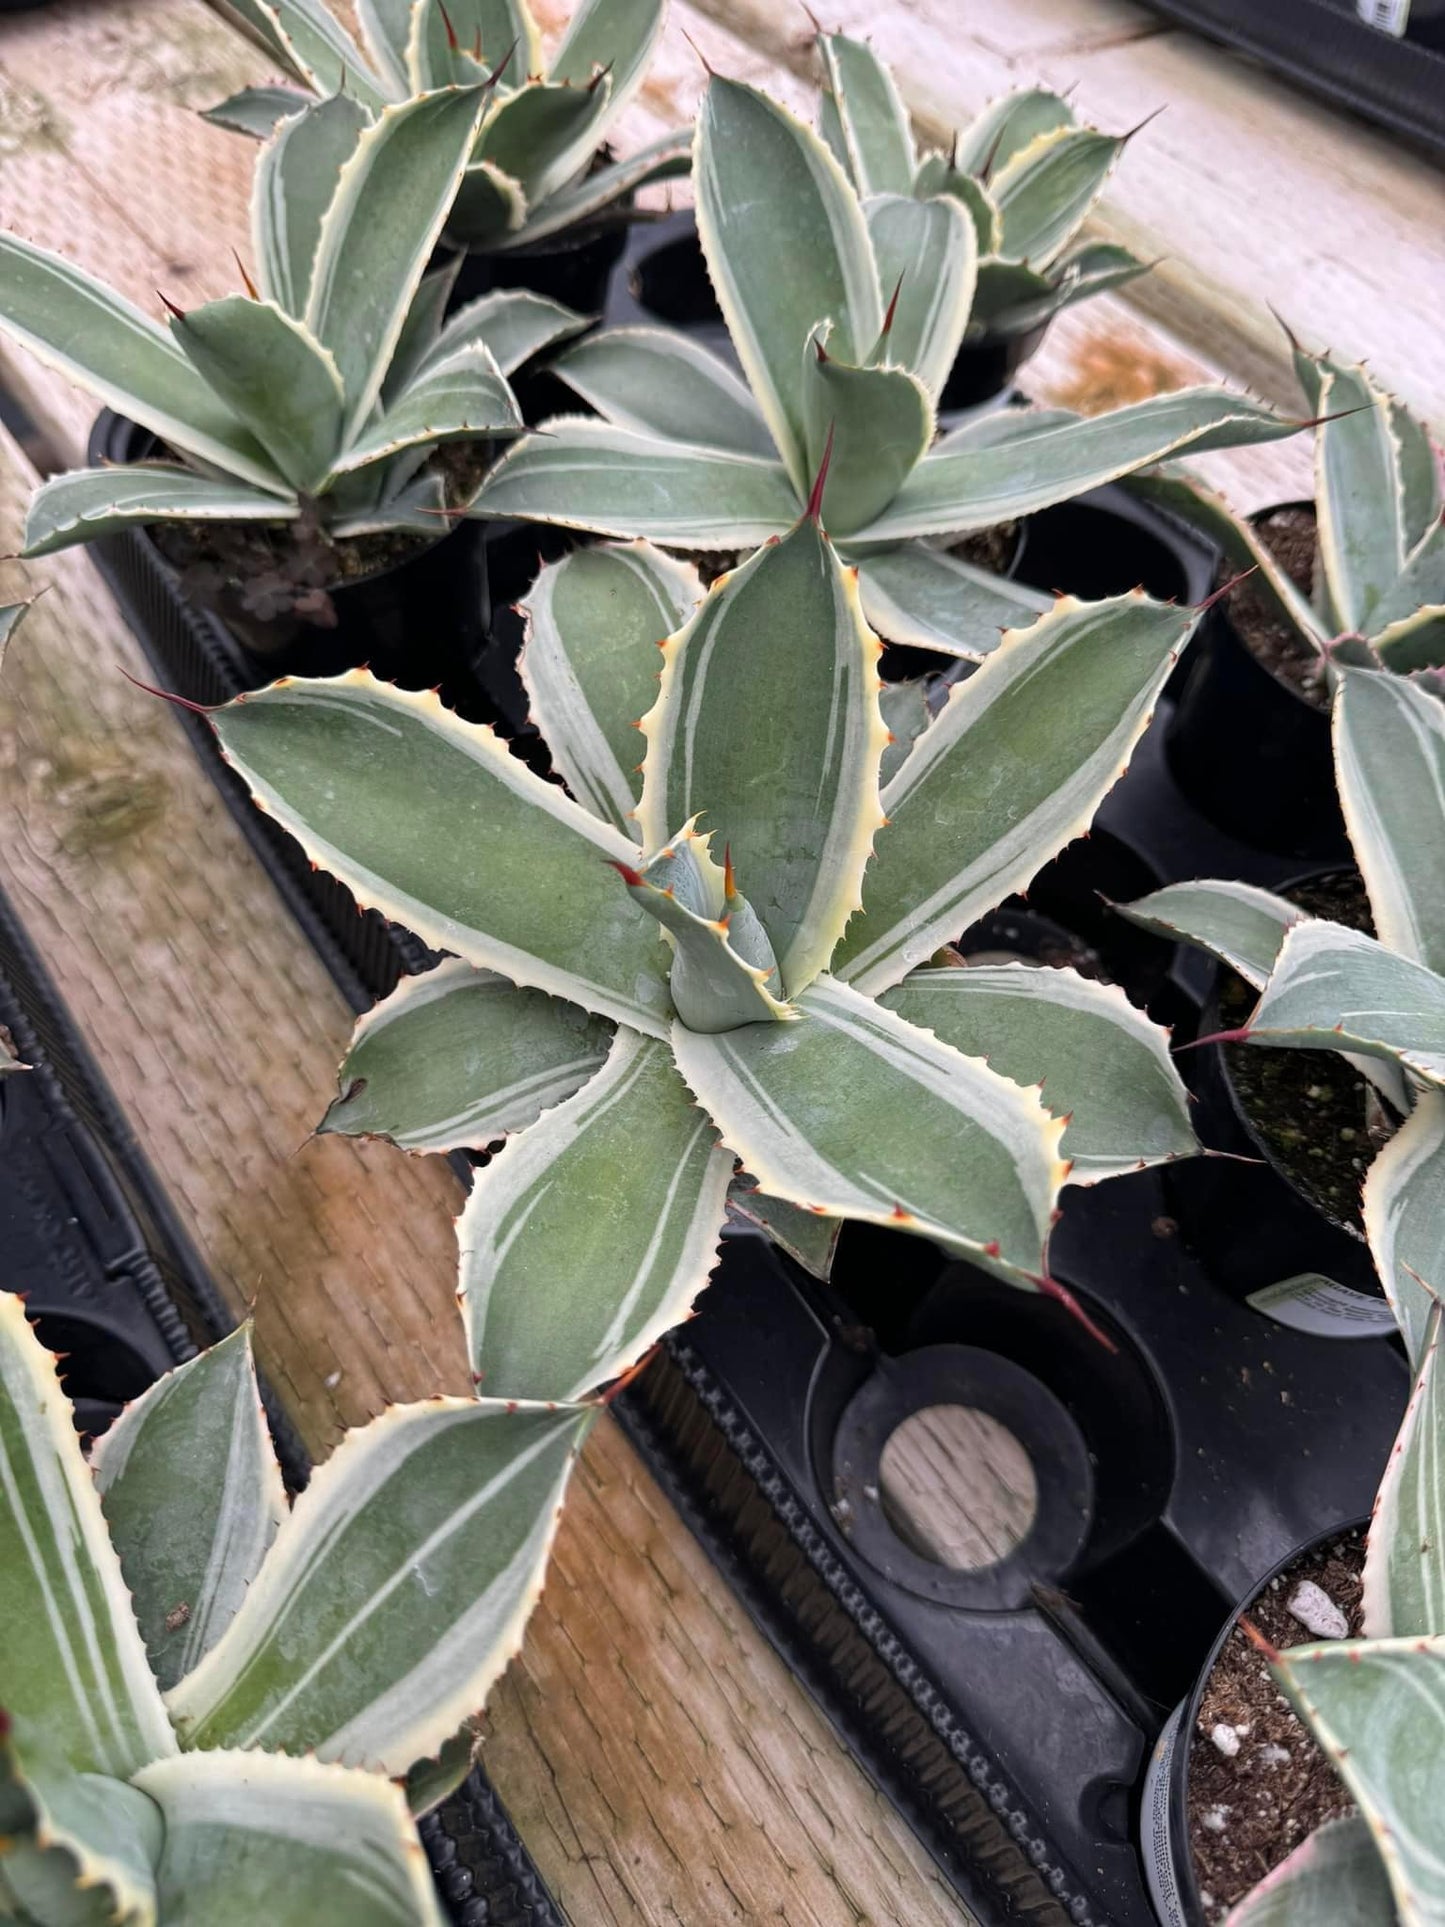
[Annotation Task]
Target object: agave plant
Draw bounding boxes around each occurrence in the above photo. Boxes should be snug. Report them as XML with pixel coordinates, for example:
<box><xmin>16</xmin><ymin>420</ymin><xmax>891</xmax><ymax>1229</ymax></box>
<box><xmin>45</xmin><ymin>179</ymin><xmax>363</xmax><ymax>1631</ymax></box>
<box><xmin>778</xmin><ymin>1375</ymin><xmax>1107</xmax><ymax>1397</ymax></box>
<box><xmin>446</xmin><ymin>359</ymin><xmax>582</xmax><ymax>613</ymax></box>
<box><xmin>1136</xmin><ymin>339</ymin><xmax>1445</xmax><ymax>678</ymax></box>
<box><xmin>201</xmin><ymin>484</ymin><xmax>1206</xmax><ymax>1403</ymax></box>
<box><xmin>0</xmin><ymin>1301</ymin><xmax>590</xmax><ymax>1923</ymax></box>
<box><xmin>0</xmin><ymin>86</ymin><xmax>588</xmax><ymax>568</ymax></box>
<box><xmin>471</xmin><ymin>75</ymin><xmax>1299</xmax><ymax>662</ymax></box>
<box><xmin>815</xmin><ymin>32</ymin><xmax>1149</xmax><ymax>349</ymax></box>
<box><xmin>204</xmin><ymin>0</ymin><xmax>689</xmax><ymax>253</ymax></box>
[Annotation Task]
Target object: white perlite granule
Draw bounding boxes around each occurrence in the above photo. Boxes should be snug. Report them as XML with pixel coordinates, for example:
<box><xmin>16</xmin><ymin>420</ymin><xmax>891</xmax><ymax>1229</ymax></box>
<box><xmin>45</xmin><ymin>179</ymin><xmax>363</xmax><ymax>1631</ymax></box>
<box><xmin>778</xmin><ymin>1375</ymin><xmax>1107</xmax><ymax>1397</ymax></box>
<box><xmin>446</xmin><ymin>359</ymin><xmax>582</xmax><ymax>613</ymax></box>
<box><xmin>1210</xmin><ymin>1723</ymin><xmax>1242</xmax><ymax>1757</ymax></box>
<box><xmin>1202</xmin><ymin>1805</ymin><xmax>1230</xmax><ymax>1833</ymax></box>
<box><xmin>1287</xmin><ymin>1579</ymin><xmax>1350</xmax><ymax>1640</ymax></box>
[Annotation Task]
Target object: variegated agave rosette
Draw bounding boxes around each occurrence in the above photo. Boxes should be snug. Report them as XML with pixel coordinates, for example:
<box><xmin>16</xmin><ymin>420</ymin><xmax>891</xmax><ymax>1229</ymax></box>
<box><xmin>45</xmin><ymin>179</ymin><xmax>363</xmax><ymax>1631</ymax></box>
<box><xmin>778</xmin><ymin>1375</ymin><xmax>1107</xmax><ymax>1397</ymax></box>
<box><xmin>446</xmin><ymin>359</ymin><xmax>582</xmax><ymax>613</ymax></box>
<box><xmin>814</xmin><ymin>32</ymin><xmax>1150</xmax><ymax>347</ymax></box>
<box><xmin>0</xmin><ymin>1304</ymin><xmax>591</xmax><ymax>1924</ymax></box>
<box><xmin>207</xmin><ymin>488</ymin><xmax>1206</xmax><ymax>1408</ymax></box>
<box><xmin>470</xmin><ymin>75</ymin><xmax>1301</xmax><ymax>663</ymax></box>
<box><xmin>203</xmin><ymin>0</ymin><xmax>690</xmax><ymax>252</ymax></box>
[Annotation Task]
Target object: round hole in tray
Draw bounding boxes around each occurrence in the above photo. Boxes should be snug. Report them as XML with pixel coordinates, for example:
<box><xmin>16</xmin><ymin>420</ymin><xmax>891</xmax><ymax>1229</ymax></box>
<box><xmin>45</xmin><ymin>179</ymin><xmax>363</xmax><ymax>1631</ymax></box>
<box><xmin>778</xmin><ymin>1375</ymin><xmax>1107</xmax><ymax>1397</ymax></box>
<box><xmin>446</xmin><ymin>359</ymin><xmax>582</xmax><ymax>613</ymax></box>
<box><xmin>879</xmin><ymin>1403</ymin><xmax>1039</xmax><ymax>1570</ymax></box>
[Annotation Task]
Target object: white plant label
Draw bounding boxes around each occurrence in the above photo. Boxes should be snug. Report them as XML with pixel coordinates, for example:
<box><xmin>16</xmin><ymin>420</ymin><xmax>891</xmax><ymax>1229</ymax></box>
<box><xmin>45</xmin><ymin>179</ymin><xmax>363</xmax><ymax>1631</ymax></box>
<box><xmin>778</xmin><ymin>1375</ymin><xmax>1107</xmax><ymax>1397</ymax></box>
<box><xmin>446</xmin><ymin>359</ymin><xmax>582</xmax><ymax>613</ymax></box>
<box><xmin>1247</xmin><ymin>1273</ymin><xmax>1399</xmax><ymax>1340</ymax></box>
<box><xmin>1357</xmin><ymin>0</ymin><xmax>1410</xmax><ymax>32</ymax></box>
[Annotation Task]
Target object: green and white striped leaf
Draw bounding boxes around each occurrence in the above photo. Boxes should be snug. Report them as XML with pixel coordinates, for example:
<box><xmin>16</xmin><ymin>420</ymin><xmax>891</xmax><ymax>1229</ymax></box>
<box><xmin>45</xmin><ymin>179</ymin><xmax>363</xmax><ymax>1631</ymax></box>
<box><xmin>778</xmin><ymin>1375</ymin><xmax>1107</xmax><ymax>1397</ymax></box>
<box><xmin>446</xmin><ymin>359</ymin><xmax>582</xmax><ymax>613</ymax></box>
<box><xmin>864</xmin><ymin>193</ymin><xmax>975</xmax><ymax>401</ymax></box>
<box><xmin>167</xmin><ymin>1398</ymin><xmax>591</xmax><ymax>1770</ymax></box>
<box><xmin>671</xmin><ymin>974</ymin><xmax>1066</xmax><ymax>1282</ymax></box>
<box><xmin>0</xmin><ymin>1731</ymin><xmax>162</xmax><ymax>1927</ymax></box>
<box><xmin>0</xmin><ymin>597</ymin><xmax>32</xmax><ymax>678</ymax></box>
<box><xmin>1336</xmin><ymin>666</ymin><xmax>1445</xmax><ymax>976</ymax></box>
<box><xmin>0</xmin><ymin>1294</ymin><xmax>176</xmax><ymax>1779</ymax></box>
<box><xmin>1375</xmin><ymin>606</ymin><xmax>1445</xmax><ymax>672</ymax></box>
<box><xmin>1393</xmin><ymin>397</ymin><xmax>1443</xmax><ymax>553</ymax></box>
<box><xmin>863</xmin><ymin>389</ymin><xmax>1297</xmax><ymax>541</ymax></box>
<box><xmin>1370</xmin><ymin>523</ymin><xmax>1445</xmax><ymax>637</ymax></box>
<box><xmin>1363</xmin><ymin>1089</ymin><xmax>1445</xmax><ymax>1373</ymax></box>
<box><xmin>728</xmin><ymin>1180</ymin><xmax>841</xmax><ymax>1281</ymax></box>
<box><xmin>211</xmin><ymin>672</ymin><xmax>672</xmax><ymax>1036</ymax></box>
<box><xmin>952</xmin><ymin>87</ymin><xmax>1074</xmax><ymax>177</ymax></box>
<box><xmin>1271</xmin><ymin>1635</ymin><xmax>1445</xmax><ymax>1927</ymax></box>
<box><xmin>882</xmin><ymin>962</ymin><xmax>1196</xmax><ymax>1181</ymax></box>
<box><xmin>470</xmin><ymin>418</ymin><xmax>799</xmax><ymax>545</ymax></box>
<box><xmin>639</xmin><ymin>517</ymin><xmax>888</xmax><ymax>996</ymax></box>
<box><xmin>1314</xmin><ymin>362</ymin><xmax>1407</xmax><ymax>635</ymax></box>
<box><xmin>384</xmin><ymin>259</ymin><xmax>460</xmax><ymax>402</ymax></box>
<box><xmin>879</xmin><ymin>676</ymin><xmax>932</xmax><ymax>786</ymax></box>
<box><xmin>1051</xmin><ymin>241</ymin><xmax>1150</xmax><ymax>313</ymax></box>
<box><xmin>476</xmin><ymin>82</ymin><xmax>606</xmax><ymax>204</ymax></box>
<box><xmin>1244</xmin><ymin>919</ymin><xmax>1445</xmax><ymax>1088</ymax></box>
<box><xmin>425</xmin><ymin>287</ymin><xmax>587</xmax><ymax>378</ymax></box>
<box><xmin>0</xmin><ymin>235</ymin><xmax>285</xmax><ymax>492</ymax></box>
<box><xmin>520</xmin><ymin>540</ymin><xmax>702</xmax><ymax>836</ymax></box>
<box><xmin>990</xmin><ymin>124</ymin><xmax>1123</xmax><ymax>267</ymax></box>
<box><xmin>350</xmin><ymin>0</ymin><xmax>411</xmax><ymax>90</ymax></box>
<box><xmin>321</xmin><ymin>958</ymin><xmax>612</xmax><ymax>1153</ymax></box>
<box><xmin>171</xmin><ymin>298</ymin><xmax>345</xmax><ymax>493</ymax></box>
<box><xmin>448</xmin><ymin>159</ymin><xmax>528</xmax><ymax>248</ymax></box>
<box><xmin>243</xmin><ymin>0</ymin><xmax>382</xmax><ymax>102</ymax></box>
<box><xmin>306</xmin><ymin>86</ymin><xmax>488</xmax><ymax>440</ymax></box>
<box><xmin>1224</xmin><ymin>1816</ymin><xmax>1397</xmax><ymax>1927</ymax></box>
<box><xmin>1363</xmin><ymin>1299</ymin><xmax>1444</xmax><ymax>1639</ymax></box>
<box><xmin>967</xmin><ymin>258</ymin><xmax>1062</xmax><ymax>335</ymax></box>
<box><xmin>332</xmin><ymin>341</ymin><xmax>520</xmax><ymax>475</ymax></box>
<box><xmin>803</xmin><ymin>329</ymin><xmax>933</xmax><ymax>538</ymax></box>
<box><xmin>23</xmin><ymin>464</ymin><xmax>299</xmax><ymax>559</ymax></box>
<box><xmin>91</xmin><ymin>1329</ymin><xmax>287</xmax><ymax>1694</ymax></box>
<box><xmin>1117</xmin><ymin>879</ymin><xmax>1303</xmax><ymax>989</ymax></box>
<box><xmin>134</xmin><ymin>1748</ymin><xmax>443</xmax><ymax>1926</ymax></box>
<box><xmin>459</xmin><ymin>1029</ymin><xmax>733</xmax><ymax>1399</ymax></box>
<box><xmin>252</xmin><ymin>91</ymin><xmax>370</xmax><ymax>322</ymax></box>
<box><xmin>854</xmin><ymin>538</ymin><xmax>1050</xmax><ymax>660</ymax></box>
<box><xmin>557</xmin><ymin>327</ymin><xmax>775</xmax><ymax>458</ymax></box>
<box><xmin>818</xmin><ymin>34</ymin><xmax>915</xmax><ymax>198</ymax></box>
<box><xmin>836</xmin><ymin>593</ymin><xmax>1194</xmax><ymax>995</ymax></box>
<box><xmin>538</xmin><ymin>0</ymin><xmax>665</xmax><ymax>198</ymax></box>
<box><xmin>203</xmin><ymin>83</ymin><xmax>311</xmax><ymax>138</ymax></box>
<box><xmin>501</xmin><ymin>127</ymin><xmax>690</xmax><ymax>249</ymax></box>
<box><xmin>694</xmin><ymin>78</ymin><xmax>881</xmax><ymax>493</ymax></box>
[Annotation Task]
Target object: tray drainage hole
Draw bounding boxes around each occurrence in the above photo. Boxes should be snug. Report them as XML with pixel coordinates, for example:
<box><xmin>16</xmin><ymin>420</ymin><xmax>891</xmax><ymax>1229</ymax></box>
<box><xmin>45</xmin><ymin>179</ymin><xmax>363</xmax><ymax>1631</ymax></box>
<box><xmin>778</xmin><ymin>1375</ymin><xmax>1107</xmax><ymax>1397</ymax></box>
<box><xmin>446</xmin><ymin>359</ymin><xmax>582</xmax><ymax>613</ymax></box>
<box><xmin>878</xmin><ymin>1405</ymin><xmax>1038</xmax><ymax>1570</ymax></box>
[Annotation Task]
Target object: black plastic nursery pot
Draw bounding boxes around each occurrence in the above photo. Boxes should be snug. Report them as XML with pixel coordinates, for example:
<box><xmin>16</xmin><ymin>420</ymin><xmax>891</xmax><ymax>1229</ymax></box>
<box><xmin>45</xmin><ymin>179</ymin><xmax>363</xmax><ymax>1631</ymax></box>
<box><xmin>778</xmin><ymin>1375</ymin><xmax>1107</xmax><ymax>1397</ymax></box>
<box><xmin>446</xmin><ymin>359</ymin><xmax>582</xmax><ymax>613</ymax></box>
<box><xmin>939</xmin><ymin>317</ymin><xmax>1053</xmax><ymax>415</ymax></box>
<box><xmin>443</xmin><ymin>216</ymin><xmax>630</xmax><ymax>321</ymax></box>
<box><xmin>1140</xmin><ymin>1517</ymin><xmax>1367</xmax><ymax>1926</ymax></box>
<box><xmin>1163</xmin><ymin>503</ymin><xmax>1348</xmax><ymax>862</ymax></box>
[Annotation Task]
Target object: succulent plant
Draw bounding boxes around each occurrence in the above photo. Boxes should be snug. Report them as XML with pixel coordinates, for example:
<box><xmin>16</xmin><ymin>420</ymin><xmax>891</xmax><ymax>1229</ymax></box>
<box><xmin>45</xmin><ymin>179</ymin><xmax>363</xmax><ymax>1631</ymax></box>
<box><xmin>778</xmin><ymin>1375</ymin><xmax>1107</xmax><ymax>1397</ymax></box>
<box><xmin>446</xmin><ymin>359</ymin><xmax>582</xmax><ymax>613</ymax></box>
<box><xmin>1136</xmin><ymin>339</ymin><xmax>1445</xmax><ymax>678</ymax></box>
<box><xmin>0</xmin><ymin>1302</ymin><xmax>591</xmax><ymax>1924</ymax></box>
<box><xmin>0</xmin><ymin>87</ymin><xmax>587</xmax><ymax>565</ymax></box>
<box><xmin>815</xmin><ymin>32</ymin><xmax>1149</xmax><ymax>347</ymax></box>
<box><xmin>471</xmin><ymin>76</ymin><xmax>1299</xmax><ymax>663</ymax></box>
<box><xmin>203</xmin><ymin>0</ymin><xmax>689</xmax><ymax>253</ymax></box>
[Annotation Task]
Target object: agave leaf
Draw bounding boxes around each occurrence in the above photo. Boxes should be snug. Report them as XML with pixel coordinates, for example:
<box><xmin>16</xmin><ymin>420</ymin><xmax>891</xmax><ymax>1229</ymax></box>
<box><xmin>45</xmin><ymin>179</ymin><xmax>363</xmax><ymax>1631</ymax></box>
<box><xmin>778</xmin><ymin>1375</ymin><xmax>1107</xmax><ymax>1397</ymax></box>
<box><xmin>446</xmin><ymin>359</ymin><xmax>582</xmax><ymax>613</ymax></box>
<box><xmin>818</xmin><ymin>33</ymin><xmax>916</xmax><ymax>197</ymax></box>
<box><xmin>1363</xmin><ymin>1299</ymin><xmax>1444</xmax><ymax>1639</ymax></box>
<box><xmin>448</xmin><ymin>158</ymin><xmax>528</xmax><ymax>247</ymax></box>
<box><xmin>1243</xmin><ymin>919</ymin><xmax>1445</xmax><ymax>1088</ymax></box>
<box><xmin>520</xmin><ymin>539</ymin><xmax>701</xmax><ymax>835</ymax></box>
<box><xmin>1374</xmin><ymin>606</ymin><xmax>1445</xmax><ymax>673</ymax></box>
<box><xmin>1117</xmin><ymin>879</ymin><xmax>1303</xmax><ymax>989</ymax></box>
<box><xmin>863</xmin><ymin>193</ymin><xmax>976</xmax><ymax>401</ymax></box>
<box><xmin>321</xmin><ymin>958</ymin><xmax>612</xmax><ymax>1153</ymax></box>
<box><xmin>0</xmin><ymin>1295</ymin><xmax>176</xmax><ymax>1778</ymax></box>
<box><xmin>23</xmin><ymin>464</ymin><xmax>298</xmax><ymax>560</ymax></box>
<box><xmin>1051</xmin><ymin>240</ymin><xmax>1150</xmax><ymax>311</ymax></box>
<box><xmin>966</xmin><ymin>258</ymin><xmax>1061</xmax><ymax>336</ymax></box>
<box><xmin>91</xmin><ymin>1330</ymin><xmax>286</xmax><ymax>1695</ymax></box>
<box><xmin>837</xmin><ymin>593</ymin><xmax>1194</xmax><ymax>995</ymax></box>
<box><xmin>459</xmin><ymin>1030</ymin><xmax>732</xmax><ymax>1399</ymax></box>
<box><xmin>879</xmin><ymin>676</ymin><xmax>932</xmax><ymax>786</ymax></box>
<box><xmin>331</xmin><ymin>467</ymin><xmax>447</xmax><ymax>537</ymax></box>
<box><xmin>863</xmin><ymin>389</ymin><xmax>1298</xmax><ymax>542</ymax></box>
<box><xmin>1336</xmin><ymin>668</ymin><xmax>1445</xmax><ymax>976</ymax></box>
<box><xmin>384</xmin><ymin>260</ymin><xmax>460</xmax><ymax>401</ymax></box>
<box><xmin>854</xmin><ymin>538</ymin><xmax>1050</xmax><ymax>660</ymax></box>
<box><xmin>0</xmin><ymin>1729</ymin><xmax>161</xmax><ymax>1927</ymax></box>
<box><xmin>424</xmin><ymin>287</ymin><xmax>587</xmax><ymax>377</ymax></box>
<box><xmin>883</xmin><ymin>962</ymin><xmax>1196</xmax><ymax>1181</ymax></box>
<box><xmin>1314</xmin><ymin>362</ymin><xmax>1407</xmax><ymax>634</ymax></box>
<box><xmin>306</xmin><ymin>86</ymin><xmax>488</xmax><ymax>440</ymax></box>
<box><xmin>803</xmin><ymin>329</ymin><xmax>933</xmax><ymax>537</ymax></box>
<box><xmin>501</xmin><ymin>127</ymin><xmax>691</xmax><ymax>248</ymax></box>
<box><xmin>990</xmin><ymin>124</ymin><xmax>1123</xmax><ymax>267</ymax></box>
<box><xmin>203</xmin><ymin>83</ymin><xmax>311</xmax><ymax>138</ymax></box>
<box><xmin>0</xmin><ymin>598</ymin><xmax>30</xmax><ymax>678</ymax></box>
<box><xmin>557</xmin><ymin>327</ymin><xmax>776</xmax><ymax>457</ymax></box>
<box><xmin>953</xmin><ymin>87</ymin><xmax>1075</xmax><ymax>176</ymax></box>
<box><xmin>134</xmin><ymin>1748</ymin><xmax>444</xmax><ymax>1925</ymax></box>
<box><xmin>471</xmin><ymin>418</ymin><xmax>798</xmax><ymax>545</ymax></box>
<box><xmin>538</xmin><ymin>0</ymin><xmax>665</xmax><ymax>198</ymax></box>
<box><xmin>1271</xmin><ymin>1635</ymin><xmax>1445</xmax><ymax>1926</ymax></box>
<box><xmin>672</xmin><ymin>974</ymin><xmax>1066</xmax><ymax>1284</ymax></box>
<box><xmin>476</xmin><ymin>81</ymin><xmax>606</xmax><ymax>203</ymax></box>
<box><xmin>1392</xmin><ymin>398</ymin><xmax>1443</xmax><ymax>553</ymax></box>
<box><xmin>1223</xmin><ymin>1816</ymin><xmax>1397</xmax><ymax>1927</ymax></box>
<box><xmin>695</xmin><ymin>78</ymin><xmax>882</xmax><ymax>493</ymax></box>
<box><xmin>728</xmin><ymin>1179</ymin><xmax>841</xmax><ymax>1281</ymax></box>
<box><xmin>352</xmin><ymin>0</ymin><xmax>412</xmax><ymax>91</ymax></box>
<box><xmin>171</xmin><ymin>298</ymin><xmax>345</xmax><ymax>493</ymax></box>
<box><xmin>211</xmin><ymin>672</ymin><xmax>672</xmax><ymax>1036</ymax></box>
<box><xmin>0</xmin><ymin>235</ymin><xmax>286</xmax><ymax>492</ymax></box>
<box><xmin>332</xmin><ymin>341</ymin><xmax>520</xmax><ymax>475</ymax></box>
<box><xmin>1363</xmin><ymin>1089</ymin><xmax>1445</xmax><ymax>1373</ymax></box>
<box><xmin>241</xmin><ymin>0</ymin><xmax>383</xmax><ymax>104</ymax></box>
<box><xmin>167</xmin><ymin>1399</ymin><xmax>590</xmax><ymax>1769</ymax></box>
<box><xmin>639</xmin><ymin>518</ymin><xmax>887</xmax><ymax>996</ymax></box>
<box><xmin>403</xmin><ymin>1717</ymin><xmax>479</xmax><ymax>1817</ymax></box>
<box><xmin>253</xmin><ymin>92</ymin><xmax>370</xmax><ymax>322</ymax></box>
<box><xmin>1368</xmin><ymin>523</ymin><xmax>1445</xmax><ymax>637</ymax></box>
